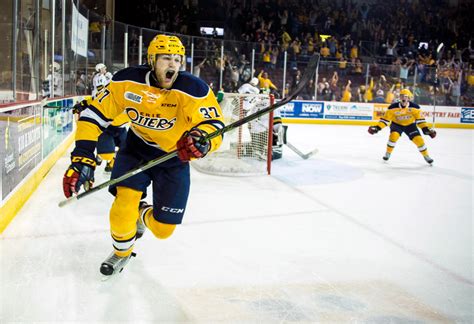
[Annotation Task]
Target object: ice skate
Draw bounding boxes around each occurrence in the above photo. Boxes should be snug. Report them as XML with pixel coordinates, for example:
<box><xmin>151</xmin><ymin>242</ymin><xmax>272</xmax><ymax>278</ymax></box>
<box><xmin>424</xmin><ymin>155</ymin><xmax>434</xmax><ymax>165</ymax></box>
<box><xmin>137</xmin><ymin>201</ymin><xmax>151</xmax><ymax>239</ymax></box>
<box><xmin>100</xmin><ymin>251</ymin><xmax>136</xmax><ymax>276</ymax></box>
<box><xmin>382</xmin><ymin>152</ymin><xmax>391</xmax><ymax>161</ymax></box>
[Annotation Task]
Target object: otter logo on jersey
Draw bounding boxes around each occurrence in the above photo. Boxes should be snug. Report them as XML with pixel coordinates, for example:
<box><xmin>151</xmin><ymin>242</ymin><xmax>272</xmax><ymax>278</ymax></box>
<box><xmin>124</xmin><ymin>91</ymin><xmax>142</xmax><ymax>103</ymax></box>
<box><xmin>125</xmin><ymin>107</ymin><xmax>176</xmax><ymax>130</ymax></box>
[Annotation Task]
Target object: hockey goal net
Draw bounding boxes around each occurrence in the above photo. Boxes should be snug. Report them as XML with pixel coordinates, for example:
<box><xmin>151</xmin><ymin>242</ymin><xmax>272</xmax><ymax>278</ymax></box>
<box><xmin>191</xmin><ymin>93</ymin><xmax>274</xmax><ymax>176</ymax></box>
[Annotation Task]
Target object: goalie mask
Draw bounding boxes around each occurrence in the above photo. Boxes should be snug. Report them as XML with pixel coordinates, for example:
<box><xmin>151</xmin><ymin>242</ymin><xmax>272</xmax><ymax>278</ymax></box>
<box><xmin>147</xmin><ymin>34</ymin><xmax>185</xmax><ymax>69</ymax></box>
<box><xmin>249</xmin><ymin>77</ymin><xmax>259</xmax><ymax>87</ymax></box>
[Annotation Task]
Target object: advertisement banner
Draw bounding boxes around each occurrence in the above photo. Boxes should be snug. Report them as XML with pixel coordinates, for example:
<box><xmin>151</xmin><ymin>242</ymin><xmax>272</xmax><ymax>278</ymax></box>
<box><xmin>279</xmin><ymin>101</ymin><xmax>324</xmax><ymax>119</ymax></box>
<box><xmin>460</xmin><ymin>108</ymin><xmax>474</xmax><ymax>123</ymax></box>
<box><xmin>324</xmin><ymin>102</ymin><xmax>373</xmax><ymax>120</ymax></box>
<box><xmin>42</xmin><ymin>101</ymin><xmax>74</xmax><ymax>157</ymax></box>
<box><xmin>1</xmin><ymin>104</ymin><xmax>42</xmax><ymax>200</ymax></box>
<box><xmin>373</xmin><ymin>103</ymin><xmax>389</xmax><ymax>119</ymax></box>
<box><xmin>373</xmin><ymin>104</ymin><xmax>463</xmax><ymax>125</ymax></box>
<box><xmin>419</xmin><ymin>105</ymin><xmax>462</xmax><ymax>124</ymax></box>
<box><xmin>71</xmin><ymin>4</ymin><xmax>89</xmax><ymax>57</ymax></box>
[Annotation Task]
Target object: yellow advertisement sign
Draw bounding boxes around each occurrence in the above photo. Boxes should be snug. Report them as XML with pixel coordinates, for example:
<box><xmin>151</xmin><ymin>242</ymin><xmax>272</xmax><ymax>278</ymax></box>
<box><xmin>373</xmin><ymin>103</ymin><xmax>389</xmax><ymax>119</ymax></box>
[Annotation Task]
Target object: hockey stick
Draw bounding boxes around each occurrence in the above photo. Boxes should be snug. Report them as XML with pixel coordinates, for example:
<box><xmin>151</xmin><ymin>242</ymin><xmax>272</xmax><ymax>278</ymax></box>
<box><xmin>58</xmin><ymin>54</ymin><xmax>320</xmax><ymax>207</ymax></box>
<box><xmin>285</xmin><ymin>142</ymin><xmax>318</xmax><ymax>160</ymax></box>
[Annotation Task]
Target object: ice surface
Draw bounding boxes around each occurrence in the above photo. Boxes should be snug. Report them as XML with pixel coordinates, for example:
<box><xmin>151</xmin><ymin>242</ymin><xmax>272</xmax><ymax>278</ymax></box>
<box><xmin>0</xmin><ymin>124</ymin><xmax>472</xmax><ymax>322</ymax></box>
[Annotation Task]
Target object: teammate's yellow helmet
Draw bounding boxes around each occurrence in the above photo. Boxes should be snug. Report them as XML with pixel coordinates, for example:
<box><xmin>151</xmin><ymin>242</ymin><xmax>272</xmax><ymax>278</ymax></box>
<box><xmin>147</xmin><ymin>34</ymin><xmax>185</xmax><ymax>68</ymax></box>
<box><xmin>400</xmin><ymin>88</ymin><xmax>413</xmax><ymax>97</ymax></box>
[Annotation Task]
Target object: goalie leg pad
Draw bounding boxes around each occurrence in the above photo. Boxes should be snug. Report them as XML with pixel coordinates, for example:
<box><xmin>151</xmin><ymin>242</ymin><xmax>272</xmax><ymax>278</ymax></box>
<box><xmin>110</xmin><ymin>186</ymin><xmax>143</xmax><ymax>255</ymax></box>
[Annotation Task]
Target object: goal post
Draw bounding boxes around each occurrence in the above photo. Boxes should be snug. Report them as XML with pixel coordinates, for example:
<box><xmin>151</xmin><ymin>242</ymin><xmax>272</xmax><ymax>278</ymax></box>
<box><xmin>191</xmin><ymin>93</ymin><xmax>275</xmax><ymax>176</ymax></box>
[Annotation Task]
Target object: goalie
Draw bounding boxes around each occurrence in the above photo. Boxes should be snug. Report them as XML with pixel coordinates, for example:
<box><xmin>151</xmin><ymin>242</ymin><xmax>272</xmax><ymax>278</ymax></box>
<box><xmin>237</xmin><ymin>78</ymin><xmax>284</xmax><ymax>160</ymax></box>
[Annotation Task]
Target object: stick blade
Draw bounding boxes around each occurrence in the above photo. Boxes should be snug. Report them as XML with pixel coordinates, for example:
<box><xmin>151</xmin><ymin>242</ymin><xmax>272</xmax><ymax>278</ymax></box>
<box><xmin>58</xmin><ymin>196</ymin><xmax>78</xmax><ymax>208</ymax></box>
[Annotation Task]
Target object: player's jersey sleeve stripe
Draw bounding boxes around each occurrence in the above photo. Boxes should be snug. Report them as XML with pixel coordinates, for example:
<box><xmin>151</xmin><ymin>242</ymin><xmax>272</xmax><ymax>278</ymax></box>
<box><xmin>78</xmin><ymin>117</ymin><xmax>107</xmax><ymax>131</ymax></box>
<box><xmin>79</xmin><ymin>108</ymin><xmax>112</xmax><ymax>128</ymax></box>
<box><xmin>380</xmin><ymin>118</ymin><xmax>390</xmax><ymax>125</ymax></box>
<box><xmin>88</xmin><ymin>105</ymin><xmax>114</xmax><ymax>122</ymax></box>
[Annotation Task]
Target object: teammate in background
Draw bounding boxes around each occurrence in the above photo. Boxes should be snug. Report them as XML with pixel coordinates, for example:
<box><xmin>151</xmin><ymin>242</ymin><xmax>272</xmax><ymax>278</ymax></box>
<box><xmin>368</xmin><ymin>88</ymin><xmax>436</xmax><ymax>164</ymax></box>
<box><xmin>63</xmin><ymin>34</ymin><xmax>224</xmax><ymax>276</ymax></box>
<box><xmin>238</xmin><ymin>78</ymin><xmax>283</xmax><ymax>160</ymax></box>
<box><xmin>92</xmin><ymin>63</ymin><xmax>113</xmax><ymax>98</ymax></box>
<box><xmin>73</xmin><ymin>98</ymin><xmax>129</xmax><ymax>172</ymax></box>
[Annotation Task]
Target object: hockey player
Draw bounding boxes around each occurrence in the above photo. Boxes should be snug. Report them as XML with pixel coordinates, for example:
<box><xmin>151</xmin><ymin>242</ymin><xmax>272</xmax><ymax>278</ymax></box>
<box><xmin>73</xmin><ymin>97</ymin><xmax>129</xmax><ymax>172</ymax></box>
<box><xmin>368</xmin><ymin>88</ymin><xmax>436</xmax><ymax>164</ymax></box>
<box><xmin>92</xmin><ymin>63</ymin><xmax>113</xmax><ymax>98</ymax></box>
<box><xmin>63</xmin><ymin>34</ymin><xmax>224</xmax><ymax>276</ymax></box>
<box><xmin>238</xmin><ymin>77</ymin><xmax>260</xmax><ymax>96</ymax></box>
<box><xmin>42</xmin><ymin>62</ymin><xmax>63</xmax><ymax>98</ymax></box>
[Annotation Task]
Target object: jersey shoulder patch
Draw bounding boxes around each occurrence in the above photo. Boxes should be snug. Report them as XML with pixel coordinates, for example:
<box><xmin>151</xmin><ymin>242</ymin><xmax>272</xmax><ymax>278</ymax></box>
<box><xmin>172</xmin><ymin>71</ymin><xmax>210</xmax><ymax>98</ymax></box>
<box><xmin>112</xmin><ymin>65</ymin><xmax>151</xmax><ymax>84</ymax></box>
<box><xmin>409</xmin><ymin>102</ymin><xmax>421</xmax><ymax>109</ymax></box>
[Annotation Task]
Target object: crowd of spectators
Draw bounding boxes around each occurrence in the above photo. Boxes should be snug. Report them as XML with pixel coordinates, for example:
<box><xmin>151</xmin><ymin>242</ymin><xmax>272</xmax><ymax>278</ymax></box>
<box><xmin>113</xmin><ymin>0</ymin><xmax>473</xmax><ymax>106</ymax></box>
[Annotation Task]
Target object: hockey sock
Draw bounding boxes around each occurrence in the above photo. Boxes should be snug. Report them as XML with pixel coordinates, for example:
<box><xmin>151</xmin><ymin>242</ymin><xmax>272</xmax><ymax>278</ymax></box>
<box><xmin>109</xmin><ymin>187</ymin><xmax>142</xmax><ymax>256</ymax></box>
<box><xmin>411</xmin><ymin>135</ymin><xmax>430</xmax><ymax>157</ymax></box>
<box><xmin>141</xmin><ymin>208</ymin><xmax>176</xmax><ymax>239</ymax></box>
<box><xmin>386</xmin><ymin>131</ymin><xmax>400</xmax><ymax>154</ymax></box>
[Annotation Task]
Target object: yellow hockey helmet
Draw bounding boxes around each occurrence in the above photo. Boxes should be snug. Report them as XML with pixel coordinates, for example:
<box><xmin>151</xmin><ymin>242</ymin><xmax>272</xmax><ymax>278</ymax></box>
<box><xmin>400</xmin><ymin>88</ymin><xmax>413</xmax><ymax>98</ymax></box>
<box><xmin>147</xmin><ymin>34</ymin><xmax>185</xmax><ymax>68</ymax></box>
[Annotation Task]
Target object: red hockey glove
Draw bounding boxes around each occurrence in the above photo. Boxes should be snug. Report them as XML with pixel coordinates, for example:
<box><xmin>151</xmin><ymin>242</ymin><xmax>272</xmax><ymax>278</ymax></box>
<box><xmin>176</xmin><ymin>128</ymin><xmax>210</xmax><ymax>162</ymax></box>
<box><xmin>72</xmin><ymin>99</ymin><xmax>89</xmax><ymax>115</ymax></box>
<box><xmin>368</xmin><ymin>126</ymin><xmax>381</xmax><ymax>134</ymax></box>
<box><xmin>62</xmin><ymin>156</ymin><xmax>96</xmax><ymax>198</ymax></box>
<box><xmin>422</xmin><ymin>127</ymin><xmax>437</xmax><ymax>138</ymax></box>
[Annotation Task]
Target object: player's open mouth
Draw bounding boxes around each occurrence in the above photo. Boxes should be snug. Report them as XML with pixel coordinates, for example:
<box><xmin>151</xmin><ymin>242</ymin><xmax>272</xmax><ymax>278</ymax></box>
<box><xmin>165</xmin><ymin>70</ymin><xmax>175</xmax><ymax>81</ymax></box>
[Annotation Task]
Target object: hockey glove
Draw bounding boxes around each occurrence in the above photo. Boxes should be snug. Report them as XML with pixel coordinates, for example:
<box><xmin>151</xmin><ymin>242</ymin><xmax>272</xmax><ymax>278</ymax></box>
<box><xmin>62</xmin><ymin>156</ymin><xmax>96</xmax><ymax>198</ymax></box>
<box><xmin>422</xmin><ymin>127</ymin><xmax>437</xmax><ymax>138</ymax></box>
<box><xmin>72</xmin><ymin>99</ymin><xmax>89</xmax><ymax>115</ymax></box>
<box><xmin>368</xmin><ymin>126</ymin><xmax>381</xmax><ymax>134</ymax></box>
<box><xmin>176</xmin><ymin>128</ymin><xmax>210</xmax><ymax>162</ymax></box>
